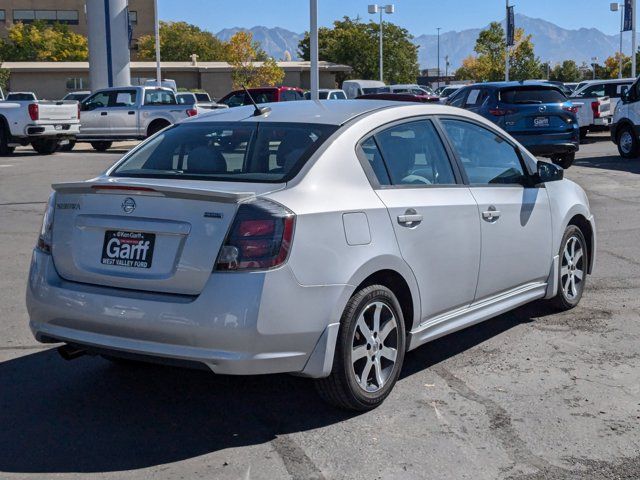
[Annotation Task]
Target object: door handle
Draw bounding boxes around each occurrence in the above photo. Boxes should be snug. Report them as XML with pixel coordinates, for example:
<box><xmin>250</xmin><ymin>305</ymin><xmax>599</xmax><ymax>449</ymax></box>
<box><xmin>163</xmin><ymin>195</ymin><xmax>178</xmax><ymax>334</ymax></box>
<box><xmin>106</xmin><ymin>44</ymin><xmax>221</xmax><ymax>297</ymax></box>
<box><xmin>482</xmin><ymin>206</ymin><xmax>501</xmax><ymax>222</ymax></box>
<box><xmin>100</xmin><ymin>111</ymin><xmax>108</xmax><ymax>116</ymax></box>
<box><xmin>128</xmin><ymin>111</ymin><xmax>135</xmax><ymax>115</ymax></box>
<box><xmin>397</xmin><ymin>209</ymin><xmax>423</xmax><ymax>227</ymax></box>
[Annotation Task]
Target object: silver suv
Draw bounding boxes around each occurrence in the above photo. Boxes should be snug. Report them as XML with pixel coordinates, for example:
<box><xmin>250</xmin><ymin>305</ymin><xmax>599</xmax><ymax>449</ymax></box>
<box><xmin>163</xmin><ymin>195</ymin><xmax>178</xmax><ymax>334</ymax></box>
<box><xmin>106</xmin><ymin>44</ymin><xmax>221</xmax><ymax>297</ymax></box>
<box><xmin>27</xmin><ymin>101</ymin><xmax>595</xmax><ymax>410</ymax></box>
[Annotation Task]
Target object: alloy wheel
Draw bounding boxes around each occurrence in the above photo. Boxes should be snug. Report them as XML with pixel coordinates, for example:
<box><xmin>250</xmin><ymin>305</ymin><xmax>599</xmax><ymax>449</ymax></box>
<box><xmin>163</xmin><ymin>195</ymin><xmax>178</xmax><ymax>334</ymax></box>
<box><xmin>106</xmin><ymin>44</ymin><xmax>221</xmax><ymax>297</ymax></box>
<box><xmin>620</xmin><ymin>130</ymin><xmax>633</xmax><ymax>155</ymax></box>
<box><xmin>561</xmin><ymin>235</ymin><xmax>585</xmax><ymax>301</ymax></box>
<box><xmin>350</xmin><ymin>301</ymin><xmax>399</xmax><ymax>393</ymax></box>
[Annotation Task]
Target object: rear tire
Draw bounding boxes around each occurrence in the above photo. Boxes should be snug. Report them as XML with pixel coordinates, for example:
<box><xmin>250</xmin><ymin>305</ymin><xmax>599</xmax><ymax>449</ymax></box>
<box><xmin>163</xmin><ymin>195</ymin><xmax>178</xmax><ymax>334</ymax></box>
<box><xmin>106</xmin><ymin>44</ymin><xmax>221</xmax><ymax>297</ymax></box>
<box><xmin>147</xmin><ymin>121</ymin><xmax>170</xmax><ymax>137</ymax></box>
<box><xmin>31</xmin><ymin>139</ymin><xmax>59</xmax><ymax>155</ymax></box>
<box><xmin>0</xmin><ymin>124</ymin><xmax>14</xmax><ymax>156</ymax></box>
<box><xmin>551</xmin><ymin>152</ymin><xmax>575</xmax><ymax>169</ymax></box>
<box><xmin>549</xmin><ymin>225</ymin><xmax>588</xmax><ymax>311</ymax></box>
<box><xmin>59</xmin><ymin>139</ymin><xmax>76</xmax><ymax>152</ymax></box>
<box><xmin>315</xmin><ymin>285</ymin><xmax>406</xmax><ymax>411</ymax></box>
<box><xmin>91</xmin><ymin>141</ymin><xmax>112</xmax><ymax>152</ymax></box>
<box><xmin>579</xmin><ymin>127</ymin><xmax>588</xmax><ymax>141</ymax></box>
<box><xmin>617</xmin><ymin>126</ymin><xmax>639</xmax><ymax>159</ymax></box>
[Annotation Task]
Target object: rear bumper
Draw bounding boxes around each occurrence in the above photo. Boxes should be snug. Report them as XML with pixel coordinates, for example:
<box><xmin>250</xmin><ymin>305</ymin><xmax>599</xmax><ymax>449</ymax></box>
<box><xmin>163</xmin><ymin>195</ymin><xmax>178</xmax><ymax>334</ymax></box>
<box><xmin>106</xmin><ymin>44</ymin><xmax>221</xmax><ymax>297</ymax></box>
<box><xmin>23</xmin><ymin>123</ymin><xmax>80</xmax><ymax>138</ymax></box>
<box><xmin>27</xmin><ymin>249</ymin><xmax>351</xmax><ymax>377</ymax></box>
<box><xmin>518</xmin><ymin>138</ymin><xmax>579</xmax><ymax>157</ymax></box>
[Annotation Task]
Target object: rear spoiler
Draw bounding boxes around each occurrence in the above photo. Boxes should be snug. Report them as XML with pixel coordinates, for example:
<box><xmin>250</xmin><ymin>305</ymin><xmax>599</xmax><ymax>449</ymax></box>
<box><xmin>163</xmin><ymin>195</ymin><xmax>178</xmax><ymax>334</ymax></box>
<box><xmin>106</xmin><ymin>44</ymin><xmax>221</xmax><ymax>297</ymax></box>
<box><xmin>52</xmin><ymin>181</ymin><xmax>255</xmax><ymax>203</ymax></box>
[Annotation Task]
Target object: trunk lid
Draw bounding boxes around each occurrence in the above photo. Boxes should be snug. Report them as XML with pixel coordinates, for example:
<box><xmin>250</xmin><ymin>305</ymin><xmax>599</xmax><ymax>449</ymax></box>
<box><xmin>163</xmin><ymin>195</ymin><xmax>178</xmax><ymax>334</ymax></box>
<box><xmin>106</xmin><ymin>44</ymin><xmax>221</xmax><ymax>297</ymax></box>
<box><xmin>51</xmin><ymin>178</ymin><xmax>283</xmax><ymax>295</ymax></box>
<box><xmin>501</xmin><ymin>103</ymin><xmax>574</xmax><ymax>135</ymax></box>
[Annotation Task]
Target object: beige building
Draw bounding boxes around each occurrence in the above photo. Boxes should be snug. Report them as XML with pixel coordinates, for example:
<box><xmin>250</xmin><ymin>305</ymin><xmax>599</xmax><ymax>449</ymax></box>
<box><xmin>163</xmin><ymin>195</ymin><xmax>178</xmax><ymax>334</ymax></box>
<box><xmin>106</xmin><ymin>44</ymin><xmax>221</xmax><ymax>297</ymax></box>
<box><xmin>2</xmin><ymin>61</ymin><xmax>352</xmax><ymax>99</ymax></box>
<box><xmin>0</xmin><ymin>0</ymin><xmax>155</xmax><ymax>58</ymax></box>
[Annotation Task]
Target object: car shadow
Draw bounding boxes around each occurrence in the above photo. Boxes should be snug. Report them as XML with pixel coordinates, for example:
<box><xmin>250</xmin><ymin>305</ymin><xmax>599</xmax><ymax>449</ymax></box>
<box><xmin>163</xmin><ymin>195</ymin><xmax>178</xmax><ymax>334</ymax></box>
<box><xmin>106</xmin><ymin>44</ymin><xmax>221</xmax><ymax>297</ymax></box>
<box><xmin>574</xmin><ymin>154</ymin><xmax>640</xmax><ymax>174</ymax></box>
<box><xmin>0</xmin><ymin>302</ymin><xmax>554</xmax><ymax>474</ymax></box>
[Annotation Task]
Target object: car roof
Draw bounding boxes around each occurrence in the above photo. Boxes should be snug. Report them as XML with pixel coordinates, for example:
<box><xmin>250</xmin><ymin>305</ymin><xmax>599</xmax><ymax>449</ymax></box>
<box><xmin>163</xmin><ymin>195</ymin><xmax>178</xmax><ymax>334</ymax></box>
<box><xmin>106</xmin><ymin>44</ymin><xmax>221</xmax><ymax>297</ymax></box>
<box><xmin>469</xmin><ymin>81</ymin><xmax>562</xmax><ymax>89</ymax></box>
<box><xmin>183</xmin><ymin>99</ymin><xmax>476</xmax><ymax>126</ymax></box>
<box><xmin>577</xmin><ymin>78</ymin><xmax>635</xmax><ymax>85</ymax></box>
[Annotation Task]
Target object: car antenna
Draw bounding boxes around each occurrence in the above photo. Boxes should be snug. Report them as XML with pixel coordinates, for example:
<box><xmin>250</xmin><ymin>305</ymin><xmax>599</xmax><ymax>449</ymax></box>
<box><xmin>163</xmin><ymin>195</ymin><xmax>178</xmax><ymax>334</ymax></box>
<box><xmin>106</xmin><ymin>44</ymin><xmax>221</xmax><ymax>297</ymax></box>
<box><xmin>242</xmin><ymin>85</ymin><xmax>271</xmax><ymax>117</ymax></box>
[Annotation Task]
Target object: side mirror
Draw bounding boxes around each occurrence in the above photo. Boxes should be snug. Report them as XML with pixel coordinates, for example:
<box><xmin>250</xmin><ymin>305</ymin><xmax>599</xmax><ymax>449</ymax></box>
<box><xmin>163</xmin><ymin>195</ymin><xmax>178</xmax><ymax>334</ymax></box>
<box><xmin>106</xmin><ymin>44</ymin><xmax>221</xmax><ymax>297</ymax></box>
<box><xmin>622</xmin><ymin>90</ymin><xmax>630</xmax><ymax>103</ymax></box>
<box><xmin>536</xmin><ymin>160</ymin><xmax>564</xmax><ymax>183</ymax></box>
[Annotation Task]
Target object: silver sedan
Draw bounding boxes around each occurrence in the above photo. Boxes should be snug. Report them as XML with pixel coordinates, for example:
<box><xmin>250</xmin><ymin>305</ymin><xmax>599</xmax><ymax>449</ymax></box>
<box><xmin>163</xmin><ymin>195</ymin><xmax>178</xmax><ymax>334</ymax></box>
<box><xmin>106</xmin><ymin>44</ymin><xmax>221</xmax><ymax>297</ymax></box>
<box><xmin>27</xmin><ymin>100</ymin><xmax>596</xmax><ymax>410</ymax></box>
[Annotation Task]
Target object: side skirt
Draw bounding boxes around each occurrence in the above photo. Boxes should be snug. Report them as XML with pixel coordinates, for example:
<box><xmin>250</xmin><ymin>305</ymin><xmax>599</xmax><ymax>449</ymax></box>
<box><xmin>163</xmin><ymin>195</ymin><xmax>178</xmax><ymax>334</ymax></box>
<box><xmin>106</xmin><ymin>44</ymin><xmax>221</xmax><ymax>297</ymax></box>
<box><xmin>407</xmin><ymin>282</ymin><xmax>547</xmax><ymax>351</ymax></box>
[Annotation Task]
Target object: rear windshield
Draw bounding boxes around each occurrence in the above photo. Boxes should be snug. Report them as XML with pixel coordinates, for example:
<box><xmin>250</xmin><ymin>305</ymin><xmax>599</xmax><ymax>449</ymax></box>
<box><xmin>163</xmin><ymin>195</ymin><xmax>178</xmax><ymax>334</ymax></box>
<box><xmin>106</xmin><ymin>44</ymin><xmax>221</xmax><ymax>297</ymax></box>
<box><xmin>499</xmin><ymin>87</ymin><xmax>567</xmax><ymax>104</ymax></box>
<box><xmin>194</xmin><ymin>93</ymin><xmax>210</xmax><ymax>102</ymax></box>
<box><xmin>111</xmin><ymin>122</ymin><xmax>338</xmax><ymax>183</ymax></box>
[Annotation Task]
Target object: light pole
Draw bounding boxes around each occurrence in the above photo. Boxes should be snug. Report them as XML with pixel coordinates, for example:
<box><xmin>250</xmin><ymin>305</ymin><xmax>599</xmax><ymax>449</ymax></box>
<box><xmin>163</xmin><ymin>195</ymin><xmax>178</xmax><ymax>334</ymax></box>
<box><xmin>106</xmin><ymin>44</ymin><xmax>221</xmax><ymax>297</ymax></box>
<box><xmin>368</xmin><ymin>4</ymin><xmax>394</xmax><ymax>83</ymax></box>
<box><xmin>611</xmin><ymin>3</ymin><xmax>624</xmax><ymax>78</ymax></box>
<box><xmin>310</xmin><ymin>0</ymin><xmax>319</xmax><ymax>100</ymax></box>
<box><xmin>153</xmin><ymin>0</ymin><xmax>161</xmax><ymax>86</ymax></box>
<box><xmin>505</xmin><ymin>0</ymin><xmax>510</xmax><ymax>81</ymax></box>
<box><xmin>591</xmin><ymin>57</ymin><xmax>598</xmax><ymax>79</ymax></box>
<box><xmin>436</xmin><ymin>27</ymin><xmax>441</xmax><ymax>89</ymax></box>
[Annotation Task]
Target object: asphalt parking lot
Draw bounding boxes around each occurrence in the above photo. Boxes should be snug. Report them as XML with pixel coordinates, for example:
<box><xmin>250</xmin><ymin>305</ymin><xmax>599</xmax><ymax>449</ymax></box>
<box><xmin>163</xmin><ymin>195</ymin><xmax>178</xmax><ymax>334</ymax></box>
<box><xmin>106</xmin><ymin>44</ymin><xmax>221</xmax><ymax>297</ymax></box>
<box><xmin>0</xmin><ymin>135</ymin><xmax>638</xmax><ymax>480</ymax></box>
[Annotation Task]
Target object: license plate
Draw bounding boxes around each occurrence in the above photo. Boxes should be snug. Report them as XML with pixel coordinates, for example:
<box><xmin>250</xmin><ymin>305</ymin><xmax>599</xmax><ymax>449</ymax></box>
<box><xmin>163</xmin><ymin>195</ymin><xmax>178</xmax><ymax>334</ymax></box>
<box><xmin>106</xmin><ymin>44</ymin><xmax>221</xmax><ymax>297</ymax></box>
<box><xmin>54</xmin><ymin>124</ymin><xmax>63</xmax><ymax>130</ymax></box>
<box><xmin>101</xmin><ymin>230</ymin><xmax>155</xmax><ymax>269</ymax></box>
<box><xmin>533</xmin><ymin>116</ymin><xmax>550</xmax><ymax>127</ymax></box>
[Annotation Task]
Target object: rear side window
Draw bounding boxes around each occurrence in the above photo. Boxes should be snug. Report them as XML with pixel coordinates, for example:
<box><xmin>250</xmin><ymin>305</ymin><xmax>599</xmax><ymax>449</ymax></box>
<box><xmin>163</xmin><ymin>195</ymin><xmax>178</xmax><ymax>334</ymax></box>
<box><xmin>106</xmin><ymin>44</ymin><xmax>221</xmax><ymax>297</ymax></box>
<box><xmin>499</xmin><ymin>87</ymin><xmax>567</xmax><ymax>104</ymax></box>
<box><xmin>361</xmin><ymin>120</ymin><xmax>457</xmax><ymax>187</ymax></box>
<box><xmin>111</xmin><ymin>89</ymin><xmax>137</xmax><ymax>107</ymax></box>
<box><xmin>111</xmin><ymin>122</ymin><xmax>337</xmax><ymax>183</ymax></box>
<box><xmin>144</xmin><ymin>89</ymin><xmax>176</xmax><ymax>105</ymax></box>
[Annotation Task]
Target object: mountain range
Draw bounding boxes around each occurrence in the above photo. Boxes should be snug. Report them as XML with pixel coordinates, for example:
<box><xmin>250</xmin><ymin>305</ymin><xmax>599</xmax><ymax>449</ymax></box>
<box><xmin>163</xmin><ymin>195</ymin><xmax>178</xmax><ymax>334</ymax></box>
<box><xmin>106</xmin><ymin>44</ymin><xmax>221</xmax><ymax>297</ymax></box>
<box><xmin>216</xmin><ymin>15</ymin><xmax>627</xmax><ymax>70</ymax></box>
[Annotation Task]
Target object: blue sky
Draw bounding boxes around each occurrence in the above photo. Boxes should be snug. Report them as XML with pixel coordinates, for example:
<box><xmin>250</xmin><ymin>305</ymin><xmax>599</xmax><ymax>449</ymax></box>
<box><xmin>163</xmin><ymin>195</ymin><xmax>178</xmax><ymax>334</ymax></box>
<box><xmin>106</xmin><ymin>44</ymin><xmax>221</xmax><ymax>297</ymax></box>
<box><xmin>159</xmin><ymin>0</ymin><xmax>624</xmax><ymax>36</ymax></box>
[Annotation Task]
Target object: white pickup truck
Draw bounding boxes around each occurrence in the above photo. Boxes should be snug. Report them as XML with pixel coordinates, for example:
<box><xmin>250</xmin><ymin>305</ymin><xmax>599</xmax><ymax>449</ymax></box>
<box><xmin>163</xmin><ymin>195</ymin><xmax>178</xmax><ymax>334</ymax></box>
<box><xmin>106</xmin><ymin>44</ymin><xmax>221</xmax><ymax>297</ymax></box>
<box><xmin>568</xmin><ymin>92</ymin><xmax>613</xmax><ymax>140</ymax></box>
<box><xmin>0</xmin><ymin>90</ymin><xmax>80</xmax><ymax>155</ymax></box>
<box><xmin>72</xmin><ymin>86</ymin><xmax>193</xmax><ymax>151</ymax></box>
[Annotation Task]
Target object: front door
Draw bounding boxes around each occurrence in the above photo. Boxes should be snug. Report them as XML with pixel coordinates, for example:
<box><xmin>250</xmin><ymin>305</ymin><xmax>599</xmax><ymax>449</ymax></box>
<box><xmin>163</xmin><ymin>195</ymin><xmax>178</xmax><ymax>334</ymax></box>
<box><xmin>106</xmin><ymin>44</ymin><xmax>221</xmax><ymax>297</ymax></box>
<box><xmin>107</xmin><ymin>89</ymin><xmax>139</xmax><ymax>137</ymax></box>
<box><xmin>80</xmin><ymin>90</ymin><xmax>112</xmax><ymax>137</ymax></box>
<box><xmin>359</xmin><ymin>119</ymin><xmax>481</xmax><ymax>322</ymax></box>
<box><xmin>439</xmin><ymin>118</ymin><xmax>553</xmax><ymax>301</ymax></box>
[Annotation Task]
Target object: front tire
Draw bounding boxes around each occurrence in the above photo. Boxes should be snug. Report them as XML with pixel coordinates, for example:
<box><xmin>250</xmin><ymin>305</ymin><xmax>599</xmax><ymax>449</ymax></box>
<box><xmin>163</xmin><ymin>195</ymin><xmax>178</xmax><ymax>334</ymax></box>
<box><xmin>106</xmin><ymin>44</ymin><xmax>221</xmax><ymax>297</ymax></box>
<box><xmin>551</xmin><ymin>152</ymin><xmax>575</xmax><ymax>169</ymax></box>
<box><xmin>550</xmin><ymin>225</ymin><xmax>588</xmax><ymax>311</ymax></box>
<box><xmin>31</xmin><ymin>139</ymin><xmax>59</xmax><ymax>155</ymax></box>
<box><xmin>315</xmin><ymin>285</ymin><xmax>406</xmax><ymax>411</ymax></box>
<box><xmin>91</xmin><ymin>141</ymin><xmax>112</xmax><ymax>152</ymax></box>
<box><xmin>617</xmin><ymin>126</ymin><xmax>639</xmax><ymax>159</ymax></box>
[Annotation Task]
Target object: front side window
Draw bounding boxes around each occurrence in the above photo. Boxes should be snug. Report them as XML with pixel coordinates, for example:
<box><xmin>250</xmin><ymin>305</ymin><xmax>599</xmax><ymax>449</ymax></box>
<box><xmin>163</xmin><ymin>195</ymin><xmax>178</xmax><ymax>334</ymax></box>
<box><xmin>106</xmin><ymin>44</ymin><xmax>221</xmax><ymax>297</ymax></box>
<box><xmin>447</xmin><ymin>89</ymin><xmax>467</xmax><ymax>107</ymax></box>
<box><xmin>441</xmin><ymin>119</ymin><xmax>527</xmax><ymax>185</ymax></box>
<box><xmin>112</xmin><ymin>122</ymin><xmax>337</xmax><ymax>183</ymax></box>
<box><xmin>465</xmin><ymin>89</ymin><xmax>489</xmax><ymax>107</ymax></box>
<box><xmin>366</xmin><ymin>120</ymin><xmax>457</xmax><ymax>186</ymax></box>
<box><xmin>82</xmin><ymin>91</ymin><xmax>111</xmax><ymax>110</ymax></box>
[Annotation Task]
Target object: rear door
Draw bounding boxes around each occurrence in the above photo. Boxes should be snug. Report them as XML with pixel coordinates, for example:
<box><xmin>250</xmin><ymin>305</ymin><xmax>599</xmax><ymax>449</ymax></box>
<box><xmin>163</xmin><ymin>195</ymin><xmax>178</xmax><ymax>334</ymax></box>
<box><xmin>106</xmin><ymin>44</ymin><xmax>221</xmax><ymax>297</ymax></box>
<box><xmin>360</xmin><ymin>119</ymin><xmax>481</xmax><ymax>321</ymax></box>
<box><xmin>439</xmin><ymin>117</ymin><xmax>552</xmax><ymax>301</ymax></box>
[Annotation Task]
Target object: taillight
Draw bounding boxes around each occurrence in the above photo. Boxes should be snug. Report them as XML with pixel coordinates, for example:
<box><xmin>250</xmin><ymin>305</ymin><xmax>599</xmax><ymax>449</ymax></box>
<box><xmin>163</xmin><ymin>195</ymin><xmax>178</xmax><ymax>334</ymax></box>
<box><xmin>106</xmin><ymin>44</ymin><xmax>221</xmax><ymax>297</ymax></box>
<box><xmin>36</xmin><ymin>193</ymin><xmax>55</xmax><ymax>253</ymax></box>
<box><xmin>28</xmin><ymin>103</ymin><xmax>39</xmax><ymax>121</ymax></box>
<box><xmin>591</xmin><ymin>101</ymin><xmax>601</xmax><ymax>119</ymax></box>
<box><xmin>563</xmin><ymin>105</ymin><xmax>579</xmax><ymax>114</ymax></box>
<box><xmin>215</xmin><ymin>199</ymin><xmax>295</xmax><ymax>271</ymax></box>
<box><xmin>186</xmin><ymin>108</ymin><xmax>198</xmax><ymax>117</ymax></box>
<box><xmin>489</xmin><ymin>107</ymin><xmax>514</xmax><ymax>116</ymax></box>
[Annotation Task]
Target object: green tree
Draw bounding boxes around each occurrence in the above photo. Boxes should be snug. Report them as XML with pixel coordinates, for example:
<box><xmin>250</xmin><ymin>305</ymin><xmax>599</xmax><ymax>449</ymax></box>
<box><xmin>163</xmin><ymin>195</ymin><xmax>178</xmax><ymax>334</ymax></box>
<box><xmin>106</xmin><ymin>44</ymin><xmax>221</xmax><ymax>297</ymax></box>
<box><xmin>138</xmin><ymin>21</ymin><xmax>227</xmax><ymax>61</ymax></box>
<box><xmin>298</xmin><ymin>17</ymin><xmax>419</xmax><ymax>84</ymax></box>
<box><xmin>454</xmin><ymin>22</ymin><xmax>541</xmax><ymax>81</ymax></box>
<box><xmin>226</xmin><ymin>31</ymin><xmax>284</xmax><ymax>88</ymax></box>
<box><xmin>0</xmin><ymin>21</ymin><xmax>87</xmax><ymax>61</ymax></box>
<box><xmin>549</xmin><ymin>60</ymin><xmax>582</xmax><ymax>82</ymax></box>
